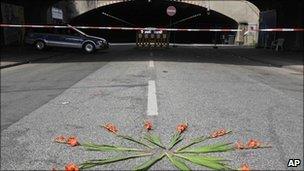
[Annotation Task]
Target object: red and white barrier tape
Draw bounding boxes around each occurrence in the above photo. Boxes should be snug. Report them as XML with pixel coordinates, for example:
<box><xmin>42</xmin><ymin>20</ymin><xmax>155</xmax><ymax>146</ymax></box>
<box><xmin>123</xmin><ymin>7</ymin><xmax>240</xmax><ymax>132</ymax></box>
<box><xmin>0</xmin><ymin>24</ymin><xmax>303</xmax><ymax>32</ymax></box>
<box><xmin>256</xmin><ymin>28</ymin><xmax>304</xmax><ymax>32</ymax></box>
<box><xmin>0</xmin><ymin>24</ymin><xmax>241</xmax><ymax>31</ymax></box>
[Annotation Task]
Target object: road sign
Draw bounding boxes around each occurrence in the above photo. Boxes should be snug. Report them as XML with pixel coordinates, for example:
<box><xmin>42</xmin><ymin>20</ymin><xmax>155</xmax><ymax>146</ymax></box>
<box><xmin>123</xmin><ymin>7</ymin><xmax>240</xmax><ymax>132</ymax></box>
<box><xmin>167</xmin><ymin>6</ymin><xmax>176</xmax><ymax>17</ymax></box>
<box><xmin>52</xmin><ymin>7</ymin><xmax>63</xmax><ymax>20</ymax></box>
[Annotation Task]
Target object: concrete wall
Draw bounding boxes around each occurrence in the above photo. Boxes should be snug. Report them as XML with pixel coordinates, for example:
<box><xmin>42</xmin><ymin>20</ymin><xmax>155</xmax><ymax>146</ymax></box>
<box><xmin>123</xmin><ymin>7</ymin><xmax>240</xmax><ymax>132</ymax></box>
<box><xmin>187</xmin><ymin>0</ymin><xmax>260</xmax><ymax>45</ymax></box>
<box><xmin>1</xmin><ymin>2</ymin><xmax>25</xmax><ymax>45</ymax></box>
<box><xmin>275</xmin><ymin>2</ymin><xmax>303</xmax><ymax>51</ymax></box>
<box><xmin>54</xmin><ymin>0</ymin><xmax>129</xmax><ymax>21</ymax></box>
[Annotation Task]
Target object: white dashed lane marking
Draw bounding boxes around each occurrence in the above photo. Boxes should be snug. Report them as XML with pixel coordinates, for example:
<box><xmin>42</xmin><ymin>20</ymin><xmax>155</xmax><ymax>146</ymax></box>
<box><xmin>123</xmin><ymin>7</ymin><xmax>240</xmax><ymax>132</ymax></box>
<box><xmin>147</xmin><ymin>80</ymin><xmax>158</xmax><ymax>116</ymax></box>
<box><xmin>149</xmin><ymin>60</ymin><xmax>154</xmax><ymax>67</ymax></box>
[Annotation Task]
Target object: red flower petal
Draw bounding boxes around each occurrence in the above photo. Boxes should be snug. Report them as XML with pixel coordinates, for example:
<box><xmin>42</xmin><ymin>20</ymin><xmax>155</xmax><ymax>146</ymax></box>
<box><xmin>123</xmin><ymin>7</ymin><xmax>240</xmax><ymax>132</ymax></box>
<box><xmin>66</xmin><ymin>136</ymin><xmax>79</xmax><ymax>147</ymax></box>
<box><xmin>246</xmin><ymin>139</ymin><xmax>261</xmax><ymax>149</ymax></box>
<box><xmin>103</xmin><ymin>123</ymin><xmax>119</xmax><ymax>134</ymax></box>
<box><xmin>235</xmin><ymin>140</ymin><xmax>245</xmax><ymax>150</ymax></box>
<box><xmin>144</xmin><ymin>121</ymin><xmax>153</xmax><ymax>130</ymax></box>
<box><xmin>54</xmin><ymin>136</ymin><xmax>66</xmax><ymax>143</ymax></box>
<box><xmin>240</xmin><ymin>163</ymin><xmax>250</xmax><ymax>171</ymax></box>
<box><xmin>176</xmin><ymin>123</ymin><xmax>188</xmax><ymax>133</ymax></box>
<box><xmin>65</xmin><ymin>163</ymin><xmax>79</xmax><ymax>171</ymax></box>
<box><xmin>210</xmin><ymin>129</ymin><xmax>228</xmax><ymax>138</ymax></box>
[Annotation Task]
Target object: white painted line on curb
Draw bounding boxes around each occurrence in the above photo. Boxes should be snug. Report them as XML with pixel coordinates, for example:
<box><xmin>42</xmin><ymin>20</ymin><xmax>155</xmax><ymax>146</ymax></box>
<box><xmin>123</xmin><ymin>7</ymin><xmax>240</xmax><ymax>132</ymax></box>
<box><xmin>147</xmin><ymin>80</ymin><xmax>158</xmax><ymax>116</ymax></box>
<box><xmin>149</xmin><ymin>60</ymin><xmax>154</xmax><ymax>67</ymax></box>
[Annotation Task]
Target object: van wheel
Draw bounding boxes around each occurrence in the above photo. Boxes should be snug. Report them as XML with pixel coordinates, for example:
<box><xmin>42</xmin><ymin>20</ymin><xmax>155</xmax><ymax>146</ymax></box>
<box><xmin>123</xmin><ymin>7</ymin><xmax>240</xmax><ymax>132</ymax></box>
<box><xmin>34</xmin><ymin>40</ymin><xmax>45</xmax><ymax>50</ymax></box>
<box><xmin>83</xmin><ymin>42</ymin><xmax>96</xmax><ymax>53</ymax></box>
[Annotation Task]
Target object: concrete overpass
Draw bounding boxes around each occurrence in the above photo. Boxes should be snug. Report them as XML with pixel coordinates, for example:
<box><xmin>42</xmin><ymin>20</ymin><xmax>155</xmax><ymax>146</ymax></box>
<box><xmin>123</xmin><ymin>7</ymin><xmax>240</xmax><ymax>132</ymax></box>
<box><xmin>1</xmin><ymin>0</ymin><xmax>303</xmax><ymax>49</ymax></box>
<box><xmin>51</xmin><ymin>0</ymin><xmax>259</xmax><ymax>45</ymax></box>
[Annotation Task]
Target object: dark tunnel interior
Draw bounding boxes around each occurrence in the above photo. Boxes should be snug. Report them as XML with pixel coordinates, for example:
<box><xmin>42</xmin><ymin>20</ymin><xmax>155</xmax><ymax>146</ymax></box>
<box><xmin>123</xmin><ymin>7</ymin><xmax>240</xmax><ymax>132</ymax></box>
<box><xmin>69</xmin><ymin>0</ymin><xmax>238</xmax><ymax>43</ymax></box>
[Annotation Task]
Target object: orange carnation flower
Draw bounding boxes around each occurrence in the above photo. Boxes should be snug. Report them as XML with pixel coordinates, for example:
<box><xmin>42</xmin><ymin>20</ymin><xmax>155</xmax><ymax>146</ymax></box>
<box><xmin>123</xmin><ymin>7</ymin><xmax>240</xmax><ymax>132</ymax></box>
<box><xmin>104</xmin><ymin>123</ymin><xmax>118</xmax><ymax>134</ymax></box>
<box><xmin>240</xmin><ymin>163</ymin><xmax>250</xmax><ymax>171</ymax></box>
<box><xmin>177</xmin><ymin>123</ymin><xmax>188</xmax><ymax>133</ymax></box>
<box><xmin>210</xmin><ymin>129</ymin><xmax>228</xmax><ymax>138</ymax></box>
<box><xmin>65</xmin><ymin>163</ymin><xmax>79</xmax><ymax>171</ymax></box>
<box><xmin>235</xmin><ymin>140</ymin><xmax>245</xmax><ymax>150</ymax></box>
<box><xmin>66</xmin><ymin>136</ymin><xmax>79</xmax><ymax>147</ymax></box>
<box><xmin>246</xmin><ymin>139</ymin><xmax>261</xmax><ymax>149</ymax></box>
<box><xmin>144</xmin><ymin>121</ymin><xmax>153</xmax><ymax>130</ymax></box>
<box><xmin>54</xmin><ymin>136</ymin><xmax>66</xmax><ymax>143</ymax></box>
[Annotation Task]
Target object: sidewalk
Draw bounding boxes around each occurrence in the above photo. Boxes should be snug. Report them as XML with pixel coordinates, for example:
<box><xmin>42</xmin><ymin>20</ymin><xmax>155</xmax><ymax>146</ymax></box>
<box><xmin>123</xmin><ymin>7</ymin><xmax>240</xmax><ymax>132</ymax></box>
<box><xmin>0</xmin><ymin>46</ymin><xmax>62</xmax><ymax>69</ymax></box>
<box><xmin>226</xmin><ymin>48</ymin><xmax>303</xmax><ymax>72</ymax></box>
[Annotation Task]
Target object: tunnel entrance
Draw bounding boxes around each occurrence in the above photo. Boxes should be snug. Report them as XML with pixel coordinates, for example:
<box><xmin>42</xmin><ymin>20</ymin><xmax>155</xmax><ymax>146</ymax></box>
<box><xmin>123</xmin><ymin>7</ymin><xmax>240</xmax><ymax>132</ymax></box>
<box><xmin>70</xmin><ymin>0</ymin><xmax>238</xmax><ymax>44</ymax></box>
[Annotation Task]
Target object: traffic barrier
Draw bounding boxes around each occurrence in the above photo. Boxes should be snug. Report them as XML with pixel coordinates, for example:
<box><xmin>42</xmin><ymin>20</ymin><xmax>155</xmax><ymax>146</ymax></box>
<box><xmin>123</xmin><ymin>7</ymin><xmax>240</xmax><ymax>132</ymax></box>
<box><xmin>2</xmin><ymin>24</ymin><xmax>303</xmax><ymax>48</ymax></box>
<box><xmin>136</xmin><ymin>30</ymin><xmax>169</xmax><ymax>48</ymax></box>
<box><xmin>255</xmin><ymin>28</ymin><xmax>304</xmax><ymax>32</ymax></box>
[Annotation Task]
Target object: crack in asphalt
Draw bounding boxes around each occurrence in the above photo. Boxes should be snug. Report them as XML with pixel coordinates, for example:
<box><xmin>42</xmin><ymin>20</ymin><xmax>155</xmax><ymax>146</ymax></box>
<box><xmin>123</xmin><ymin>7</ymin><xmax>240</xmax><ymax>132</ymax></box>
<box><xmin>265</xmin><ymin>105</ymin><xmax>289</xmax><ymax>170</ymax></box>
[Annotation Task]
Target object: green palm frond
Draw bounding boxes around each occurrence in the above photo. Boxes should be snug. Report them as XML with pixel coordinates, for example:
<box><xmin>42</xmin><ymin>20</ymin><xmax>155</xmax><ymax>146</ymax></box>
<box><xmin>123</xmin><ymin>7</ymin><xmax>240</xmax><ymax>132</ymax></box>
<box><xmin>166</xmin><ymin>153</ymin><xmax>191</xmax><ymax>171</ymax></box>
<box><xmin>176</xmin><ymin>136</ymin><xmax>210</xmax><ymax>152</ymax></box>
<box><xmin>168</xmin><ymin>133</ymin><xmax>183</xmax><ymax>150</ymax></box>
<box><xmin>79</xmin><ymin>153</ymin><xmax>152</xmax><ymax>169</ymax></box>
<box><xmin>133</xmin><ymin>153</ymin><xmax>165</xmax><ymax>171</ymax></box>
<box><xmin>82</xmin><ymin>143</ymin><xmax>146</xmax><ymax>152</ymax></box>
<box><xmin>177</xmin><ymin>143</ymin><xmax>234</xmax><ymax>154</ymax></box>
<box><xmin>144</xmin><ymin>133</ymin><xmax>165</xmax><ymax>149</ymax></box>
<box><xmin>117</xmin><ymin>134</ymin><xmax>153</xmax><ymax>149</ymax></box>
<box><xmin>174</xmin><ymin>154</ymin><xmax>231</xmax><ymax>170</ymax></box>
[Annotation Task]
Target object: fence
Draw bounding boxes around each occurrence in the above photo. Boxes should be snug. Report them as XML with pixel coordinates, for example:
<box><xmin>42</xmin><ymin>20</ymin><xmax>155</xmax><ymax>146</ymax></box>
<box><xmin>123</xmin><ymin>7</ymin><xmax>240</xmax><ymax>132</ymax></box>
<box><xmin>136</xmin><ymin>30</ymin><xmax>169</xmax><ymax>48</ymax></box>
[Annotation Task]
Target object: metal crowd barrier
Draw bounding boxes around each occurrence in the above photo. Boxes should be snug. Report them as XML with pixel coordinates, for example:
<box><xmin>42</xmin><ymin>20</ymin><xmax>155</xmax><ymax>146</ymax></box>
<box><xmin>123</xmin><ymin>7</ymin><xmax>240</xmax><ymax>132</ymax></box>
<box><xmin>136</xmin><ymin>30</ymin><xmax>169</xmax><ymax>48</ymax></box>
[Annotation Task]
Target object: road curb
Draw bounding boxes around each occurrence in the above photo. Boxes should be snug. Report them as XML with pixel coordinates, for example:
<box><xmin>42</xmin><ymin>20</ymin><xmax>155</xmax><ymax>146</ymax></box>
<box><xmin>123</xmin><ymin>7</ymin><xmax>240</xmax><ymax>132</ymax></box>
<box><xmin>226</xmin><ymin>49</ymin><xmax>303</xmax><ymax>73</ymax></box>
<box><xmin>242</xmin><ymin>56</ymin><xmax>283</xmax><ymax>67</ymax></box>
<box><xmin>244</xmin><ymin>56</ymin><xmax>303</xmax><ymax>72</ymax></box>
<box><xmin>0</xmin><ymin>55</ymin><xmax>59</xmax><ymax>69</ymax></box>
<box><xmin>283</xmin><ymin>65</ymin><xmax>303</xmax><ymax>73</ymax></box>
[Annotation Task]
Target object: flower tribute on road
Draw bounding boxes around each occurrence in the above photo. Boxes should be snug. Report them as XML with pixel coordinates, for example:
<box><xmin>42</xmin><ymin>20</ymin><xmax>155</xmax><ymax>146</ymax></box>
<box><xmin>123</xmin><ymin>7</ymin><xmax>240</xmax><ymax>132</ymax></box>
<box><xmin>54</xmin><ymin>121</ymin><xmax>271</xmax><ymax>171</ymax></box>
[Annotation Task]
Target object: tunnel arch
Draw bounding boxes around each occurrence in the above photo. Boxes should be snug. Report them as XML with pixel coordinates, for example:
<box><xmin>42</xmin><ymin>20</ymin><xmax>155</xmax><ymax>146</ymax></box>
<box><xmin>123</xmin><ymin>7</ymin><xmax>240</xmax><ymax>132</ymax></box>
<box><xmin>69</xmin><ymin>1</ymin><xmax>238</xmax><ymax>43</ymax></box>
<box><xmin>70</xmin><ymin>0</ymin><xmax>239</xmax><ymax>27</ymax></box>
<box><xmin>52</xmin><ymin>0</ymin><xmax>260</xmax><ymax>44</ymax></box>
<box><xmin>53</xmin><ymin>0</ymin><xmax>259</xmax><ymax>25</ymax></box>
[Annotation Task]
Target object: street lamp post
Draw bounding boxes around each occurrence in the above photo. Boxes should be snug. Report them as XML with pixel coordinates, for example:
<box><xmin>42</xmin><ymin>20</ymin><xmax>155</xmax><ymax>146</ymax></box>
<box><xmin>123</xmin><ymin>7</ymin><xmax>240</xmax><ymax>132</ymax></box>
<box><xmin>167</xmin><ymin>6</ymin><xmax>176</xmax><ymax>47</ymax></box>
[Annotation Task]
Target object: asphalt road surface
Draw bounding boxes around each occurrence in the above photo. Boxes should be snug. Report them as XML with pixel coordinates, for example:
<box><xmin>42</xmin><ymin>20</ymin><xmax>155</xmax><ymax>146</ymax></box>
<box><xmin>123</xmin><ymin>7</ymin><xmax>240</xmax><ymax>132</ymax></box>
<box><xmin>1</xmin><ymin>46</ymin><xmax>303</xmax><ymax>170</ymax></box>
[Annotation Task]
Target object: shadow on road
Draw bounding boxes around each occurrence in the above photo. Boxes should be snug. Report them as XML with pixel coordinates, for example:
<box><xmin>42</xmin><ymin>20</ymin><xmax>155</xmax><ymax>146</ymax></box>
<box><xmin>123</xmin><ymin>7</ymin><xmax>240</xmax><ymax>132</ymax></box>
<box><xmin>1</xmin><ymin>45</ymin><xmax>303</xmax><ymax>71</ymax></box>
